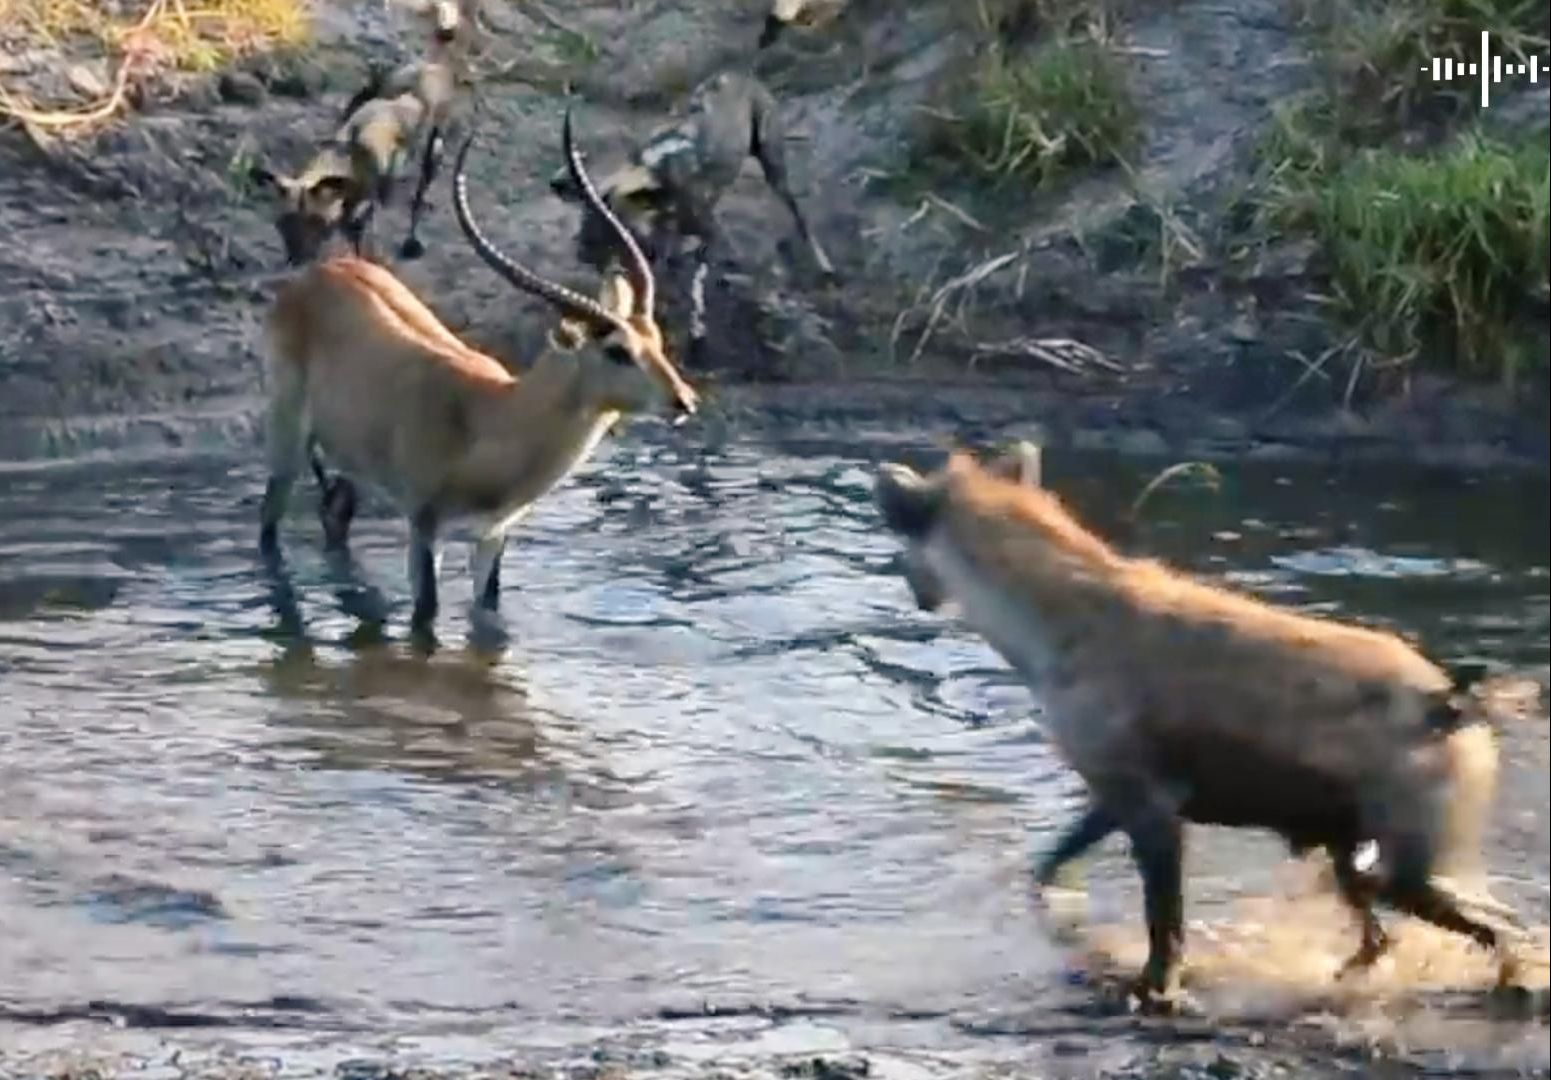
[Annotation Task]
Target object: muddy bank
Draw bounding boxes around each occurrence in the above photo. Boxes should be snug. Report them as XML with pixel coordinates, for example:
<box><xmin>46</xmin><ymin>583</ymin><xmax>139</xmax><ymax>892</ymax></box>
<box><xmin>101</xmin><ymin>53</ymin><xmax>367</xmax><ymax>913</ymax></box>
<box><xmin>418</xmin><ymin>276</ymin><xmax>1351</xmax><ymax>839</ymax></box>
<box><xmin>0</xmin><ymin>0</ymin><xmax>1546</xmax><ymax>468</ymax></box>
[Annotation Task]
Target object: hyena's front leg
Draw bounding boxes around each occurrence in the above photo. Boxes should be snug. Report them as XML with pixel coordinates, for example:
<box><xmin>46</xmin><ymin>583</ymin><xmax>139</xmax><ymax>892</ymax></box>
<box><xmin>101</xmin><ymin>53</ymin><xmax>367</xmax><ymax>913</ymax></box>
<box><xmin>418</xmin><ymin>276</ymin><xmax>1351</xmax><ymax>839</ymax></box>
<box><xmin>400</xmin><ymin>126</ymin><xmax>445</xmax><ymax>260</ymax></box>
<box><xmin>1118</xmin><ymin>800</ymin><xmax>1187</xmax><ymax>1010</ymax></box>
<box><xmin>1035</xmin><ymin>803</ymin><xmax>1119</xmax><ymax>890</ymax></box>
<box><xmin>470</xmin><ymin>530</ymin><xmax>507</xmax><ymax>612</ymax></box>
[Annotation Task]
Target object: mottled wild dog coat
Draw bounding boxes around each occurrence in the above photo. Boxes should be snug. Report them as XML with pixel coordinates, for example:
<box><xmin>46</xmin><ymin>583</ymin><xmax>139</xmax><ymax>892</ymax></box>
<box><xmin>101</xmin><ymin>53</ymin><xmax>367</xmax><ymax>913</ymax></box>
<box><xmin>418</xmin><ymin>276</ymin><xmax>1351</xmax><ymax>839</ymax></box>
<box><xmin>258</xmin><ymin>113</ymin><xmax>698</xmax><ymax>631</ymax></box>
<box><xmin>249</xmin><ymin>0</ymin><xmax>476</xmax><ymax>264</ymax></box>
<box><xmin>548</xmin><ymin>71</ymin><xmax>835</xmax><ymax>363</ymax></box>
<box><xmin>873</xmin><ymin>443</ymin><xmax>1527</xmax><ymax>1008</ymax></box>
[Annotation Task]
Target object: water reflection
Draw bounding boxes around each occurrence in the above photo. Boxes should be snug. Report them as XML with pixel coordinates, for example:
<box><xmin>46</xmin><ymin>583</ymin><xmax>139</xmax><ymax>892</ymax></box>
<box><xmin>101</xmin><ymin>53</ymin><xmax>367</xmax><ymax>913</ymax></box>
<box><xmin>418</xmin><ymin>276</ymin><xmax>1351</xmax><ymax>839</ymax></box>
<box><xmin>0</xmin><ymin>432</ymin><xmax>1546</xmax><ymax>1071</ymax></box>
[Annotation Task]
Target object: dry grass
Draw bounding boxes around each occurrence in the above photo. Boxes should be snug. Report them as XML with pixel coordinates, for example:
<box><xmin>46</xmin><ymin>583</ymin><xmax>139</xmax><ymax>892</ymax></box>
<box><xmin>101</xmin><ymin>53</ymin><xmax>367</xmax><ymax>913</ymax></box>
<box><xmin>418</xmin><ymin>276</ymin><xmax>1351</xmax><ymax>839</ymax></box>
<box><xmin>0</xmin><ymin>0</ymin><xmax>310</xmax><ymax>139</ymax></box>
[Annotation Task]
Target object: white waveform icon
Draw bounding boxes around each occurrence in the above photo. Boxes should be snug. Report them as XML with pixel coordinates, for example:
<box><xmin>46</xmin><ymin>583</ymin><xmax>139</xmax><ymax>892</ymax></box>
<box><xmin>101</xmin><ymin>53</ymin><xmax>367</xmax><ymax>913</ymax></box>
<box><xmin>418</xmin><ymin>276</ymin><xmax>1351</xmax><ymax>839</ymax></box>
<box><xmin>1423</xmin><ymin>30</ymin><xmax>1550</xmax><ymax>108</ymax></box>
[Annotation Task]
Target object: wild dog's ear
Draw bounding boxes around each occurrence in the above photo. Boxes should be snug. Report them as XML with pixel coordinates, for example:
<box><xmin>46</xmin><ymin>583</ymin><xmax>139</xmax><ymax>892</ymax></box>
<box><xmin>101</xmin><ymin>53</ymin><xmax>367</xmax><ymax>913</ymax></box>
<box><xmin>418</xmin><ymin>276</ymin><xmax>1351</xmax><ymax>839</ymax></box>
<box><xmin>875</xmin><ymin>463</ymin><xmax>943</xmax><ymax>539</ymax></box>
<box><xmin>596</xmin><ymin>273</ymin><xmax>636</xmax><ymax>321</ymax></box>
<box><xmin>249</xmin><ymin>164</ymin><xmax>282</xmax><ymax>190</ymax></box>
<box><xmin>307</xmin><ymin>175</ymin><xmax>355</xmax><ymax>204</ymax></box>
<box><xmin>984</xmin><ymin>440</ymin><xmax>1042</xmax><ymax>488</ymax></box>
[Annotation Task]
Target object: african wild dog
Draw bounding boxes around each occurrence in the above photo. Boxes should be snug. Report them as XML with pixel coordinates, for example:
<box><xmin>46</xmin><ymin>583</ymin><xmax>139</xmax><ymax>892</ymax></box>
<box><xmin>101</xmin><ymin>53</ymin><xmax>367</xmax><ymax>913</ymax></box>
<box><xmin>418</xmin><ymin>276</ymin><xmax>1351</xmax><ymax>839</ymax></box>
<box><xmin>249</xmin><ymin>0</ymin><xmax>476</xmax><ymax>264</ymax></box>
<box><xmin>549</xmin><ymin>70</ymin><xmax>836</xmax><ymax>365</ymax></box>
<box><xmin>874</xmin><ymin>442</ymin><xmax>1532</xmax><ymax>1011</ymax></box>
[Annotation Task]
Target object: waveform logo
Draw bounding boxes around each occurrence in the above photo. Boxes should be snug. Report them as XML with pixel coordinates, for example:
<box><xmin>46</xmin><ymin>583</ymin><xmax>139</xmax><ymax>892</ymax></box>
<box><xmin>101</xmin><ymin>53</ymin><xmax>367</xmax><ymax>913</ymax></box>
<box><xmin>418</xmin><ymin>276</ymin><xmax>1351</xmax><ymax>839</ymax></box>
<box><xmin>1424</xmin><ymin>30</ymin><xmax>1548</xmax><ymax>108</ymax></box>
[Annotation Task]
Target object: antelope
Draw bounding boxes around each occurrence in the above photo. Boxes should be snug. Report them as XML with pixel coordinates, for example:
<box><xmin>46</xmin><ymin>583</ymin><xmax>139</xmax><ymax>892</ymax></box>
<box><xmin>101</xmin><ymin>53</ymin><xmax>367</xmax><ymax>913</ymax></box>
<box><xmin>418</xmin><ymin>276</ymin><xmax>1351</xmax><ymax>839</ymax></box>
<box><xmin>874</xmin><ymin>442</ymin><xmax>1532</xmax><ymax>1011</ymax></box>
<box><xmin>257</xmin><ymin>111</ymin><xmax>699</xmax><ymax>632</ymax></box>
<box><xmin>548</xmin><ymin>69</ymin><xmax>836</xmax><ymax>364</ymax></box>
<box><xmin>248</xmin><ymin>0</ymin><xmax>476</xmax><ymax>264</ymax></box>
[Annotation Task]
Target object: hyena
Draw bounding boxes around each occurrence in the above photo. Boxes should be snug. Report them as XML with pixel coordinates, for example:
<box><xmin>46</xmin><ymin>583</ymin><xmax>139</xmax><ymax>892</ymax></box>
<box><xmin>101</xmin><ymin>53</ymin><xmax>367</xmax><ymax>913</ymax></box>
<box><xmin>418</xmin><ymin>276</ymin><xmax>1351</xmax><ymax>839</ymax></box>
<box><xmin>874</xmin><ymin>442</ymin><xmax>1532</xmax><ymax>1011</ymax></box>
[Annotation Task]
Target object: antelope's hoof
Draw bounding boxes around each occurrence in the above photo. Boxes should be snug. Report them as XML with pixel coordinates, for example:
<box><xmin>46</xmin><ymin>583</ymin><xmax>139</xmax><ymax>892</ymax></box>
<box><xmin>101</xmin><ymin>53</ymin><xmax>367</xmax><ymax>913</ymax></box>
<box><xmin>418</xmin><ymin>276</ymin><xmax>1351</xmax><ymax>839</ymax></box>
<box><xmin>399</xmin><ymin>236</ymin><xmax>427</xmax><ymax>260</ymax></box>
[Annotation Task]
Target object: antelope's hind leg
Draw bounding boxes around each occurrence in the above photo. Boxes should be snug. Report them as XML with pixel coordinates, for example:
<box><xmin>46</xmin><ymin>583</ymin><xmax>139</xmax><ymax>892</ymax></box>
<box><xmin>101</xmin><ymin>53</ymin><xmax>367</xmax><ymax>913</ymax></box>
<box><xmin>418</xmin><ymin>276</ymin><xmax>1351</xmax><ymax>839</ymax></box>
<box><xmin>470</xmin><ymin>530</ymin><xmax>507</xmax><ymax>613</ymax></box>
<box><xmin>309</xmin><ymin>442</ymin><xmax>359</xmax><ymax>552</ymax></box>
<box><xmin>1036</xmin><ymin>803</ymin><xmax>1119</xmax><ymax>890</ymax></box>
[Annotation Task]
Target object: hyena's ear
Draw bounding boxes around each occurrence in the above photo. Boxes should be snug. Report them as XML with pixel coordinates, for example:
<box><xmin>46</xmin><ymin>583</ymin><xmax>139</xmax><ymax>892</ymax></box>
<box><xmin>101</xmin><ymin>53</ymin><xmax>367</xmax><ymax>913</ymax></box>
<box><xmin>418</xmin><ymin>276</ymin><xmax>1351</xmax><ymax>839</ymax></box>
<box><xmin>875</xmin><ymin>463</ymin><xmax>943</xmax><ymax>539</ymax></box>
<box><xmin>984</xmin><ymin>440</ymin><xmax>1042</xmax><ymax>488</ymax></box>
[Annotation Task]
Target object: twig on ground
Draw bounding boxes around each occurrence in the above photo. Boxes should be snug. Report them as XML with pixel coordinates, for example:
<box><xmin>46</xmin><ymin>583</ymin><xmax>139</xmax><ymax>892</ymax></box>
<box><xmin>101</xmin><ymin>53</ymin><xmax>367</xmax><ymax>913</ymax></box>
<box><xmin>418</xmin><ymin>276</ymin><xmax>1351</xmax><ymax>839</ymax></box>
<box><xmin>970</xmin><ymin>336</ymin><xmax>1125</xmax><ymax>376</ymax></box>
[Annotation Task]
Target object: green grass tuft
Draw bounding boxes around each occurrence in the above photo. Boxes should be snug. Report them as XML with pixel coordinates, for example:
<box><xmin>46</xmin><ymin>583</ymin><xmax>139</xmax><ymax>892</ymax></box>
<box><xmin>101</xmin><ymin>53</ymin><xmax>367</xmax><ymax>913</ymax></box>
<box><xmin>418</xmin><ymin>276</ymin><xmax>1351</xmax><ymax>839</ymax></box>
<box><xmin>910</xmin><ymin>37</ymin><xmax>1139</xmax><ymax>191</ymax></box>
<box><xmin>1262</xmin><ymin>126</ymin><xmax>1550</xmax><ymax>384</ymax></box>
<box><xmin>1299</xmin><ymin>0</ymin><xmax>1547</xmax><ymax>136</ymax></box>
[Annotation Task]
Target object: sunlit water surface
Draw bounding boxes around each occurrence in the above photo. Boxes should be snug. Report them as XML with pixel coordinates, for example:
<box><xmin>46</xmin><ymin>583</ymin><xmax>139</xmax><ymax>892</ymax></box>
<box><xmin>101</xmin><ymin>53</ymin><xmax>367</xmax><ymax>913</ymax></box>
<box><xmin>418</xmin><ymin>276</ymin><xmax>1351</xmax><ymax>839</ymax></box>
<box><xmin>1</xmin><ymin>425</ymin><xmax>1547</xmax><ymax>1073</ymax></box>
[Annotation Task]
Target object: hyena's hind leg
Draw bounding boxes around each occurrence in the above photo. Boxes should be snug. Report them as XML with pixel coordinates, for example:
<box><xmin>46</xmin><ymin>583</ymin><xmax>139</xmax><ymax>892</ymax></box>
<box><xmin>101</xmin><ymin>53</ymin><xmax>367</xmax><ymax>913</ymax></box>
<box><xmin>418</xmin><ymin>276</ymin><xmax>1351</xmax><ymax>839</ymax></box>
<box><xmin>308</xmin><ymin>440</ymin><xmax>359</xmax><ymax>552</ymax></box>
<box><xmin>1327</xmin><ymin>840</ymin><xmax>1391</xmax><ymax>978</ymax></box>
<box><xmin>1379</xmin><ymin>832</ymin><xmax>1530</xmax><ymax>992</ymax></box>
<box><xmin>748</xmin><ymin>88</ymin><xmax>836</xmax><ymax>280</ymax></box>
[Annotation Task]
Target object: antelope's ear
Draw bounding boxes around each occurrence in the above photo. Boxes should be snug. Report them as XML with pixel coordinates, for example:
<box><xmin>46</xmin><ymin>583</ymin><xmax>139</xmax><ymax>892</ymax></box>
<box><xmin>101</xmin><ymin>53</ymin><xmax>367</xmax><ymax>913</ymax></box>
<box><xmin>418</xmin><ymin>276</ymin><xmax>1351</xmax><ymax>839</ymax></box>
<box><xmin>984</xmin><ymin>440</ymin><xmax>1042</xmax><ymax>488</ymax></box>
<box><xmin>875</xmin><ymin>463</ymin><xmax>943</xmax><ymax>539</ymax></box>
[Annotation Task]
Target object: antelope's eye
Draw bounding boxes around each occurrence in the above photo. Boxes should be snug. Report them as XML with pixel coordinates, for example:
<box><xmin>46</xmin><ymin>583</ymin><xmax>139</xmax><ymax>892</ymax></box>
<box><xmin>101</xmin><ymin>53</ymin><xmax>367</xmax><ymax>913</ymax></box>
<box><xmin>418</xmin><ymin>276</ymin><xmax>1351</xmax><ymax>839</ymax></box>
<box><xmin>604</xmin><ymin>343</ymin><xmax>634</xmax><ymax>366</ymax></box>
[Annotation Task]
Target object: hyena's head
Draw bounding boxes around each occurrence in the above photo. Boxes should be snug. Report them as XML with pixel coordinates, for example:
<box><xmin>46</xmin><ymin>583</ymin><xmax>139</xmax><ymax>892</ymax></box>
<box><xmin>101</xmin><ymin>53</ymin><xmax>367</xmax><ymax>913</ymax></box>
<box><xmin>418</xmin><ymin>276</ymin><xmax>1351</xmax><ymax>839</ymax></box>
<box><xmin>249</xmin><ymin>161</ymin><xmax>359</xmax><ymax>265</ymax></box>
<box><xmin>874</xmin><ymin>441</ymin><xmax>1042</xmax><ymax>612</ymax></box>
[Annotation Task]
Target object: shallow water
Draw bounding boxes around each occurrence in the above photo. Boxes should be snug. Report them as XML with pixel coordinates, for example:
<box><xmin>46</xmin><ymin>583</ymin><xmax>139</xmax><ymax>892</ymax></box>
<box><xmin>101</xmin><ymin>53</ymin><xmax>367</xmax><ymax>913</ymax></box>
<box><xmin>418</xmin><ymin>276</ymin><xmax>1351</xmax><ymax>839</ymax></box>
<box><xmin>1</xmin><ymin>424</ymin><xmax>1548</xmax><ymax>1076</ymax></box>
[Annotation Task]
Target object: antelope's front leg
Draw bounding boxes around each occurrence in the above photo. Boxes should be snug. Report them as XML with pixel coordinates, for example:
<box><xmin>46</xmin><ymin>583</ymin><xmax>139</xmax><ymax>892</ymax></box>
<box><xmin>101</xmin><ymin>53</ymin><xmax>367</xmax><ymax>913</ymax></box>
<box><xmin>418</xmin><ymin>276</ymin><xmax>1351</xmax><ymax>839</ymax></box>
<box><xmin>470</xmin><ymin>530</ymin><xmax>507</xmax><ymax>612</ymax></box>
<box><xmin>408</xmin><ymin>506</ymin><xmax>442</xmax><ymax>629</ymax></box>
<box><xmin>400</xmin><ymin>127</ymin><xmax>445</xmax><ymax>260</ymax></box>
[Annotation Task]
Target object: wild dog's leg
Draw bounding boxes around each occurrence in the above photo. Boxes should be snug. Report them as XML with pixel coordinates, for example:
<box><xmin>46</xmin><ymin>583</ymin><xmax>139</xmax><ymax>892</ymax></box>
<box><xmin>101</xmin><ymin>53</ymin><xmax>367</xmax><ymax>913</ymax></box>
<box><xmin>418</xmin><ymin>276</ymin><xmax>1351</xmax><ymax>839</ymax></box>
<box><xmin>339</xmin><ymin>64</ymin><xmax>387</xmax><ymax>126</ymax></box>
<box><xmin>309</xmin><ymin>440</ymin><xmax>359</xmax><ymax>551</ymax></box>
<box><xmin>1330</xmin><ymin>842</ymin><xmax>1390</xmax><ymax>977</ymax></box>
<box><xmin>408</xmin><ymin>506</ymin><xmax>442</xmax><ymax>629</ymax></box>
<box><xmin>1035</xmin><ymin>804</ymin><xmax>1119</xmax><ymax>889</ymax></box>
<box><xmin>749</xmin><ymin>88</ymin><xmax>837</xmax><ymax>279</ymax></box>
<box><xmin>260</xmin><ymin>363</ymin><xmax>309</xmax><ymax>560</ymax></box>
<box><xmin>342</xmin><ymin>197</ymin><xmax>378</xmax><ymax>259</ymax></box>
<box><xmin>470</xmin><ymin>530</ymin><xmax>507</xmax><ymax>612</ymax></box>
<box><xmin>687</xmin><ymin>254</ymin><xmax>711</xmax><ymax>367</ymax></box>
<box><xmin>399</xmin><ymin>126</ymin><xmax>445</xmax><ymax>260</ymax></box>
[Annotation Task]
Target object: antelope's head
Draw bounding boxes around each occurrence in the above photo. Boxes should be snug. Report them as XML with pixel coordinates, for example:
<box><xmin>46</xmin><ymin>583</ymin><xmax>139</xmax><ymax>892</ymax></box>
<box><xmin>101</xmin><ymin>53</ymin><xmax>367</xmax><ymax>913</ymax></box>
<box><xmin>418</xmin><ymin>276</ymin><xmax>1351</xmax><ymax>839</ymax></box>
<box><xmin>453</xmin><ymin>112</ymin><xmax>699</xmax><ymax>424</ymax></box>
<box><xmin>874</xmin><ymin>441</ymin><xmax>1042</xmax><ymax>612</ymax></box>
<box><xmin>249</xmin><ymin>156</ymin><xmax>360</xmax><ymax>266</ymax></box>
